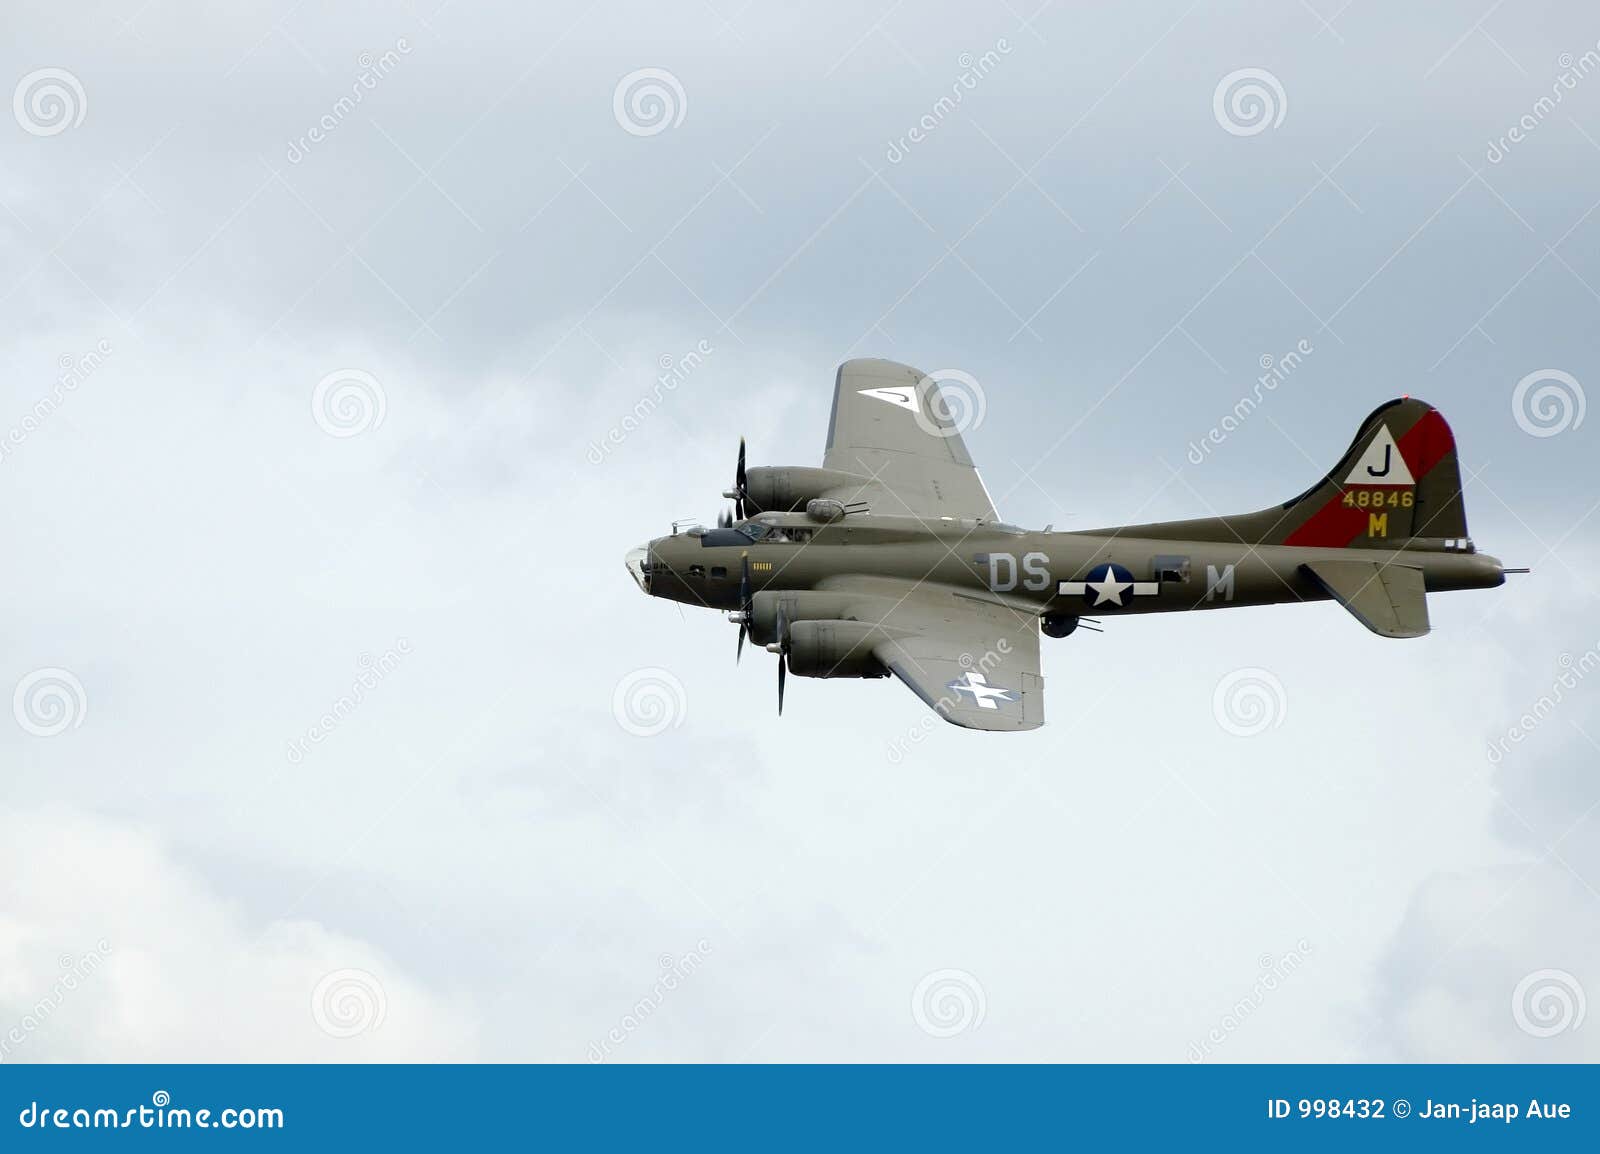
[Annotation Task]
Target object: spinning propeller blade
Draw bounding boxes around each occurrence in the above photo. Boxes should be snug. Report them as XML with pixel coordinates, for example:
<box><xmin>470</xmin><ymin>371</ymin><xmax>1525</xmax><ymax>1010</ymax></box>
<box><xmin>775</xmin><ymin>603</ymin><xmax>788</xmax><ymax>716</ymax></box>
<box><xmin>736</xmin><ymin>437</ymin><xmax>748</xmax><ymax>519</ymax></box>
<box><xmin>721</xmin><ymin>438</ymin><xmax>750</xmax><ymax>519</ymax></box>
<box><xmin>735</xmin><ymin>552</ymin><xmax>751</xmax><ymax>663</ymax></box>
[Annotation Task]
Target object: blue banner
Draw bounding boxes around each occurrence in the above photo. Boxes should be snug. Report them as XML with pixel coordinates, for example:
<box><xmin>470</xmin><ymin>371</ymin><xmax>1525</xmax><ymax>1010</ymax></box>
<box><xmin>2</xmin><ymin>1064</ymin><xmax>1597</xmax><ymax>1149</ymax></box>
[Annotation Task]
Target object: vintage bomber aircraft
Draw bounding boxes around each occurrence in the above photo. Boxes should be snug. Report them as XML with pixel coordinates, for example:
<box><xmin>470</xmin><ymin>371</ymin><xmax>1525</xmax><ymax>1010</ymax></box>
<box><xmin>624</xmin><ymin>359</ymin><xmax>1515</xmax><ymax>731</ymax></box>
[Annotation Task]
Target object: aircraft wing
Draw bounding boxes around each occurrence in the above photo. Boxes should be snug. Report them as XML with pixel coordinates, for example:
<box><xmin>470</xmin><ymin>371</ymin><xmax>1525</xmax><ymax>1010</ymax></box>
<box><xmin>820</xmin><ymin>359</ymin><xmax>1000</xmax><ymax>522</ymax></box>
<box><xmin>822</xmin><ymin>577</ymin><xmax>1043</xmax><ymax>731</ymax></box>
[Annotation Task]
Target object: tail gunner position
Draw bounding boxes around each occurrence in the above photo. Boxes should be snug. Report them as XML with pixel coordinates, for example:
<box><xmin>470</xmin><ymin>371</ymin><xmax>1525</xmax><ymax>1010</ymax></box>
<box><xmin>624</xmin><ymin>359</ymin><xmax>1517</xmax><ymax>731</ymax></box>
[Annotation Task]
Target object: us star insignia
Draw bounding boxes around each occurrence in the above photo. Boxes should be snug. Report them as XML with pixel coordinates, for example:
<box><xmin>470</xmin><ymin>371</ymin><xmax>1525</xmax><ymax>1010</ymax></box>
<box><xmin>944</xmin><ymin>670</ymin><xmax>1020</xmax><ymax>710</ymax></box>
<box><xmin>1057</xmin><ymin>563</ymin><xmax>1160</xmax><ymax>608</ymax></box>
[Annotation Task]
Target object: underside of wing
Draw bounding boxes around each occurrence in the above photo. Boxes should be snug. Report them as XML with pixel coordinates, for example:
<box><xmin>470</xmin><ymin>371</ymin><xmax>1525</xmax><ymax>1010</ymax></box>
<box><xmin>822</xmin><ymin>576</ymin><xmax>1043</xmax><ymax>731</ymax></box>
<box><xmin>821</xmin><ymin>359</ymin><xmax>999</xmax><ymax>522</ymax></box>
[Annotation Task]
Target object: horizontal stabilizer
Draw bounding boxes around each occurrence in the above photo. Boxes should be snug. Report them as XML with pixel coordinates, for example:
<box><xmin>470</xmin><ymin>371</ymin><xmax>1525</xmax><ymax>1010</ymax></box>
<box><xmin>1302</xmin><ymin>560</ymin><xmax>1430</xmax><ymax>639</ymax></box>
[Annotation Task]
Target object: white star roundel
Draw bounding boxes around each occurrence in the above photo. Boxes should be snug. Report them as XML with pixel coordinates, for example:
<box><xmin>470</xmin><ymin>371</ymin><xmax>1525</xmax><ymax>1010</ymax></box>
<box><xmin>1057</xmin><ymin>563</ymin><xmax>1161</xmax><ymax>608</ymax></box>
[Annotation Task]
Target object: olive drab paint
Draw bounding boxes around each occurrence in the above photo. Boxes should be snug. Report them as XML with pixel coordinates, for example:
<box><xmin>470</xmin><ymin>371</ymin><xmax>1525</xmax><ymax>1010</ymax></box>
<box><xmin>626</xmin><ymin>360</ymin><xmax>1515</xmax><ymax>732</ymax></box>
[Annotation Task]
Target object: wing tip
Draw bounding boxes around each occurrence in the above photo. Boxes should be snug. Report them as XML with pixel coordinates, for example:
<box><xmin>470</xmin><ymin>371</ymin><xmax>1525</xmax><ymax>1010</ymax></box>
<box><xmin>931</xmin><ymin>700</ymin><xmax>1044</xmax><ymax>733</ymax></box>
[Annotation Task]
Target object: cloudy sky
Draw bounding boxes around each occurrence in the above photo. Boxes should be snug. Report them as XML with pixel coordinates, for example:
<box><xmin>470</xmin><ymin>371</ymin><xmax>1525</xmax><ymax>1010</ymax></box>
<box><xmin>2</xmin><ymin>0</ymin><xmax>1597</xmax><ymax>1062</ymax></box>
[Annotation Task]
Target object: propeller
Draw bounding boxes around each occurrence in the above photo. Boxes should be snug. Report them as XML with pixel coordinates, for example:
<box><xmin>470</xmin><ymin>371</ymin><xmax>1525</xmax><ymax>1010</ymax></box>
<box><xmin>717</xmin><ymin>506</ymin><xmax>735</xmax><ymax>529</ymax></box>
<box><xmin>721</xmin><ymin>437</ymin><xmax>749</xmax><ymax>519</ymax></box>
<box><xmin>767</xmin><ymin>602</ymin><xmax>789</xmax><ymax>715</ymax></box>
<box><xmin>734</xmin><ymin>552</ymin><xmax>751</xmax><ymax>663</ymax></box>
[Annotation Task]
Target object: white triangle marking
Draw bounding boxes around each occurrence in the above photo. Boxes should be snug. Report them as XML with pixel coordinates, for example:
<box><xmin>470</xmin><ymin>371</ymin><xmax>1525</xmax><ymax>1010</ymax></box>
<box><xmin>1345</xmin><ymin>425</ymin><xmax>1414</xmax><ymax>485</ymax></box>
<box><xmin>858</xmin><ymin>386</ymin><xmax>919</xmax><ymax>412</ymax></box>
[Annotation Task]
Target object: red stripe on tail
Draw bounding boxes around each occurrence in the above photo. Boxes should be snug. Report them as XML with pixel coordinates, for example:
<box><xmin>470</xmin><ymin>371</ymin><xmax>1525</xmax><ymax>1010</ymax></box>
<box><xmin>1284</xmin><ymin>409</ymin><xmax>1456</xmax><ymax>547</ymax></box>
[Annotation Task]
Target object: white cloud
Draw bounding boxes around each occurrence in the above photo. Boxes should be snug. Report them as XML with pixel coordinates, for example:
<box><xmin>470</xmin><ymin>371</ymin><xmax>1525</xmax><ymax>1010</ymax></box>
<box><xmin>4</xmin><ymin>0</ymin><xmax>1599</xmax><ymax>1064</ymax></box>
<box><xmin>0</xmin><ymin>805</ymin><xmax>478</xmax><ymax>1061</ymax></box>
<box><xmin>1374</xmin><ymin>865</ymin><xmax>1599</xmax><ymax>1061</ymax></box>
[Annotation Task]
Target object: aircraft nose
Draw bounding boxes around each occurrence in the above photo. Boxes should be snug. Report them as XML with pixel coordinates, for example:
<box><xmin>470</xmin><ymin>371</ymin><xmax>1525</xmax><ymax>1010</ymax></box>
<box><xmin>625</xmin><ymin>544</ymin><xmax>650</xmax><ymax>594</ymax></box>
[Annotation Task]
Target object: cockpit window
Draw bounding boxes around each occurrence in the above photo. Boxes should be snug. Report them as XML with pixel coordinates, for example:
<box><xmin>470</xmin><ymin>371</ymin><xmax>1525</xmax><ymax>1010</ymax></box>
<box><xmin>735</xmin><ymin>521</ymin><xmax>810</xmax><ymax>542</ymax></box>
<box><xmin>701</xmin><ymin>520</ymin><xmax>810</xmax><ymax>547</ymax></box>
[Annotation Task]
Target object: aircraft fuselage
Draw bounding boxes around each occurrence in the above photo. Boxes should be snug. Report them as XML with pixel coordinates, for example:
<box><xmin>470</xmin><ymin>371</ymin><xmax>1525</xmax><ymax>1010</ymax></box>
<box><xmin>635</xmin><ymin>515</ymin><xmax>1505</xmax><ymax>619</ymax></box>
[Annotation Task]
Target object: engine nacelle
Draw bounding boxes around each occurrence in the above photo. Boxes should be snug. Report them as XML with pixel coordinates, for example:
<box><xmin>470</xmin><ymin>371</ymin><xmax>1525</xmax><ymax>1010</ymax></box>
<box><xmin>785</xmin><ymin>620</ymin><xmax>889</xmax><ymax>679</ymax></box>
<box><xmin>746</xmin><ymin>590</ymin><xmax>860</xmax><ymax>648</ymax></box>
<box><xmin>744</xmin><ymin>466</ymin><xmax>867</xmax><ymax>514</ymax></box>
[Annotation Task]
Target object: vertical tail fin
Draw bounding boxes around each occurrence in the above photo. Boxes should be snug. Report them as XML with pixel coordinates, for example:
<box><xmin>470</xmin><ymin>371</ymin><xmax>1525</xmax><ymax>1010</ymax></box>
<box><xmin>1111</xmin><ymin>399</ymin><xmax>1471</xmax><ymax>548</ymax></box>
<box><xmin>1265</xmin><ymin>398</ymin><xmax>1468</xmax><ymax>548</ymax></box>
